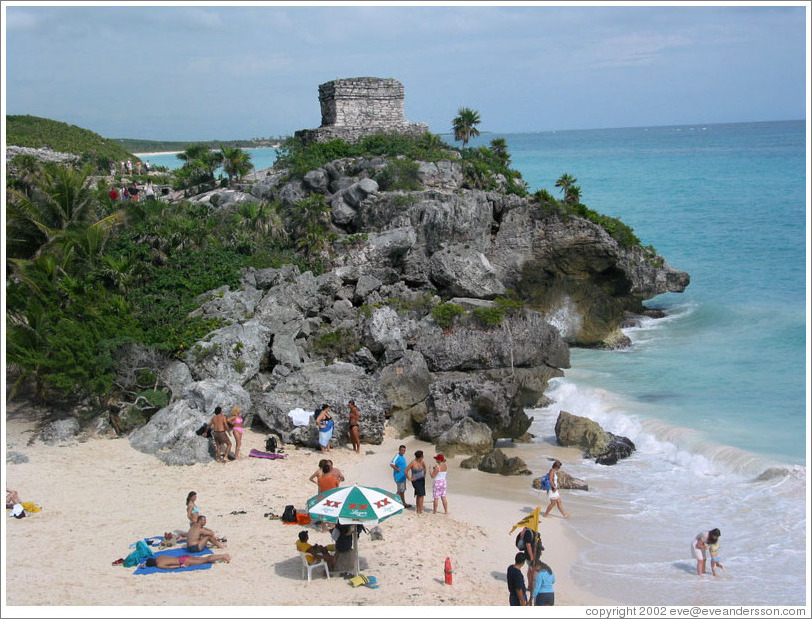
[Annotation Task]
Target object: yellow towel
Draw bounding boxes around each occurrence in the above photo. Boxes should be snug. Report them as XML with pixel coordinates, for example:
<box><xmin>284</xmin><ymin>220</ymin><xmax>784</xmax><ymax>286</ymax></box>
<box><xmin>21</xmin><ymin>502</ymin><xmax>41</xmax><ymax>513</ymax></box>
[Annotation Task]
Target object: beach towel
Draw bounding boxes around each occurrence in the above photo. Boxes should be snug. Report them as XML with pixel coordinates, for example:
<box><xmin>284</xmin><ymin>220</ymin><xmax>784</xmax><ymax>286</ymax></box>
<box><xmin>348</xmin><ymin>574</ymin><xmax>379</xmax><ymax>589</ymax></box>
<box><xmin>249</xmin><ymin>448</ymin><xmax>287</xmax><ymax>460</ymax></box>
<box><xmin>288</xmin><ymin>407</ymin><xmax>312</xmax><ymax>427</ymax></box>
<box><xmin>133</xmin><ymin>547</ymin><xmax>214</xmax><ymax>575</ymax></box>
<box><xmin>21</xmin><ymin>502</ymin><xmax>41</xmax><ymax>513</ymax></box>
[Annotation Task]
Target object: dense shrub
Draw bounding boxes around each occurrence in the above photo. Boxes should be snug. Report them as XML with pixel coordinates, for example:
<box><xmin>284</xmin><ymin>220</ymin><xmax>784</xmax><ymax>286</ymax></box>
<box><xmin>430</xmin><ymin>302</ymin><xmax>465</xmax><ymax>330</ymax></box>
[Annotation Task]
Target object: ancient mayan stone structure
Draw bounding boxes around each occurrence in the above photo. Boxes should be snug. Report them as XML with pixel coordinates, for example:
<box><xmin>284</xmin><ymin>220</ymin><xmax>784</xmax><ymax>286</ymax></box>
<box><xmin>295</xmin><ymin>77</ymin><xmax>428</xmax><ymax>145</ymax></box>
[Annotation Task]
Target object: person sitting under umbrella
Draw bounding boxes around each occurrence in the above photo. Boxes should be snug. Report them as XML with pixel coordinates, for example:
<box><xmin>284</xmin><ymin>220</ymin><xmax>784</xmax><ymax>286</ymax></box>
<box><xmin>296</xmin><ymin>530</ymin><xmax>335</xmax><ymax>570</ymax></box>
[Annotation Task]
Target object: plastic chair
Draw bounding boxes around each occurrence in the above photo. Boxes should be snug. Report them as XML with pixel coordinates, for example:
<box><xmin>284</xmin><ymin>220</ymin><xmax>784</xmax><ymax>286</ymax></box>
<box><xmin>300</xmin><ymin>552</ymin><xmax>330</xmax><ymax>581</ymax></box>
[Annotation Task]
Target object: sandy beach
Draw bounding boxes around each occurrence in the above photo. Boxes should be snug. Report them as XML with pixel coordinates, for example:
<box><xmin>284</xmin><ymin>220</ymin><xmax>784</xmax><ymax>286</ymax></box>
<box><xmin>3</xmin><ymin>400</ymin><xmax>613</xmax><ymax>615</ymax></box>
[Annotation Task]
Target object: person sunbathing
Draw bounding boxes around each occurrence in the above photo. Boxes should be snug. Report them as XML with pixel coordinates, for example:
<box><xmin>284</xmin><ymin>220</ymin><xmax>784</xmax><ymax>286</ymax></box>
<box><xmin>144</xmin><ymin>553</ymin><xmax>230</xmax><ymax>569</ymax></box>
<box><xmin>186</xmin><ymin>515</ymin><xmax>226</xmax><ymax>552</ymax></box>
<box><xmin>6</xmin><ymin>487</ymin><xmax>21</xmax><ymax>508</ymax></box>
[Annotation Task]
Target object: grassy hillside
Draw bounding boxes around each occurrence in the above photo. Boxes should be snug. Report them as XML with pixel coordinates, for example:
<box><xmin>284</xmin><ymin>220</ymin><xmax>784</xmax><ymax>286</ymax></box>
<box><xmin>6</xmin><ymin>115</ymin><xmax>135</xmax><ymax>163</ymax></box>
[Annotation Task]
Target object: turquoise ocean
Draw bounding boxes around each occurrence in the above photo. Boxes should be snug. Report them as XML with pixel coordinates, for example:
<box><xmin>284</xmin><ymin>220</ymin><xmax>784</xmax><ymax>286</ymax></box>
<box><xmin>143</xmin><ymin>120</ymin><xmax>808</xmax><ymax>605</ymax></box>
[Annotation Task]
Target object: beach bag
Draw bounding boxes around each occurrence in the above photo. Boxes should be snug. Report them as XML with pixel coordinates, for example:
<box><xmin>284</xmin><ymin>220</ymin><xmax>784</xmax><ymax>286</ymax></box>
<box><xmin>540</xmin><ymin>474</ymin><xmax>552</xmax><ymax>491</ymax></box>
<box><xmin>281</xmin><ymin>504</ymin><xmax>297</xmax><ymax>523</ymax></box>
<box><xmin>265</xmin><ymin>436</ymin><xmax>278</xmax><ymax>453</ymax></box>
<box><xmin>195</xmin><ymin>423</ymin><xmax>208</xmax><ymax>436</ymax></box>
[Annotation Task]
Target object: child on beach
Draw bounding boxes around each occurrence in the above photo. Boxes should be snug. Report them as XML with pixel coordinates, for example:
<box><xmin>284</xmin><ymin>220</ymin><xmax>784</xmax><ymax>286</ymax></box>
<box><xmin>708</xmin><ymin>540</ymin><xmax>725</xmax><ymax>575</ymax></box>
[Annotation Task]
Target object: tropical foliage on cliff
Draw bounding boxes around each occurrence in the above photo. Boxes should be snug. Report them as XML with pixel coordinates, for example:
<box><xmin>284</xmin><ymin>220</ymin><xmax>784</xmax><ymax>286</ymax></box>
<box><xmin>6</xmin><ymin>115</ymin><xmax>135</xmax><ymax>172</ymax></box>
<box><xmin>5</xmin><ymin>159</ymin><xmax>303</xmax><ymax>403</ymax></box>
<box><xmin>275</xmin><ymin>131</ymin><xmax>452</xmax><ymax>178</ymax></box>
<box><xmin>5</xmin><ymin>124</ymin><xmax>644</xmax><ymax>407</ymax></box>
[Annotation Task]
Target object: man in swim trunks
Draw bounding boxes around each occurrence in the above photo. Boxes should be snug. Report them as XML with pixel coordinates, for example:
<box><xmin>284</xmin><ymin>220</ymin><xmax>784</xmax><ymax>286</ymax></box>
<box><xmin>204</xmin><ymin>406</ymin><xmax>232</xmax><ymax>463</ymax></box>
<box><xmin>186</xmin><ymin>515</ymin><xmax>226</xmax><ymax>552</ymax></box>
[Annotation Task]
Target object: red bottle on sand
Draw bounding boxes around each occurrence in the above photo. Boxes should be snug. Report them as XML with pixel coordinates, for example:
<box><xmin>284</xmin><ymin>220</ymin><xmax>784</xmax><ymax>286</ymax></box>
<box><xmin>444</xmin><ymin>556</ymin><xmax>453</xmax><ymax>585</ymax></box>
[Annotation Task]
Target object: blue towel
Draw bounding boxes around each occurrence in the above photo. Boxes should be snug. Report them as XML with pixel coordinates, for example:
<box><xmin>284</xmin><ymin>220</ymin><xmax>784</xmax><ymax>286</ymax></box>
<box><xmin>133</xmin><ymin>546</ymin><xmax>213</xmax><ymax>575</ymax></box>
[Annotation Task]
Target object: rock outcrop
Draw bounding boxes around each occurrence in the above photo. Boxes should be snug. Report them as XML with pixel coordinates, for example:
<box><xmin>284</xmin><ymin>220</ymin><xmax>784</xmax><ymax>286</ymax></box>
<box><xmin>123</xmin><ymin>94</ymin><xmax>687</xmax><ymax>465</ymax></box>
<box><xmin>553</xmin><ymin>410</ymin><xmax>637</xmax><ymax>465</ymax></box>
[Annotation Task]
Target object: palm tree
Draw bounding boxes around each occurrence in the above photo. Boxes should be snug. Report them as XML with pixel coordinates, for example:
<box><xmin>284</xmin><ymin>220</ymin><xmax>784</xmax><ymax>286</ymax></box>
<box><xmin>555</xmin><ymin>173</ymin><xmax>577</xmax><ymax>198</ymax></box>
<box><xmin>564</xmin><ymin>185</ymin><xmax>582</xmax><ymax>205</ymax></box>
<box><xmin>220</xmin><ymin>147</ymin><xmax>254</xmax><ymax>187</ymax></box>
<box><xmin>452</xmin><ymin>107</ymin><xmax>482</xmax><ymax>148</ymax></box>
<box><xmin>6</xmin><ymin>164</ymin><xmax>114</xmax><ymax>261</ymax></box>
<box><xmin>489</xmin><ymin>138</ymin><xmax>510</xmax><ymax>165</ymax></box>
<box><xmin>176</xmin><ymin>145</ymin><xmax>224</xmax><ymax>188</ymax></box>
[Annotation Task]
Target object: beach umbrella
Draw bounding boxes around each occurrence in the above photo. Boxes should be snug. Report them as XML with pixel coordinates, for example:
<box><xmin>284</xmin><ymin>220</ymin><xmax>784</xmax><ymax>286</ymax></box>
<box><xmin>306</xmin><ymin>484</ymin><xmax>403</xmax><ymax>576</ymax></box>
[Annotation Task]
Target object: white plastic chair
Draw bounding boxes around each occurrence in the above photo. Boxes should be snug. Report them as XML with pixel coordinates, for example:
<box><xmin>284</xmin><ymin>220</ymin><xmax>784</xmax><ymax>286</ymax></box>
<box><xmin>300</xmin><ymin>552</ymin><xmax>330</xmax><ymax>581</ymax></box>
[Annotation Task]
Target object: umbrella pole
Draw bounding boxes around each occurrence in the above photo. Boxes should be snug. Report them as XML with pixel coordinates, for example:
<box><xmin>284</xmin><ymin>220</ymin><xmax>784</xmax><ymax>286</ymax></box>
<box><xmin>353</xmin><ymin>526</ymin><xmax>360</xmax><ymax>576</ymax></box>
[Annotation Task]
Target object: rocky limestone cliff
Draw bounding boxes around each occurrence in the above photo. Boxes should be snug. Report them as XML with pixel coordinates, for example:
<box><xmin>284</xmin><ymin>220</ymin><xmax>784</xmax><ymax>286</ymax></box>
<box><xmin>123</xmin><ymin>151</ymin><xmax>688</xmax><ymax>465</ymax></box>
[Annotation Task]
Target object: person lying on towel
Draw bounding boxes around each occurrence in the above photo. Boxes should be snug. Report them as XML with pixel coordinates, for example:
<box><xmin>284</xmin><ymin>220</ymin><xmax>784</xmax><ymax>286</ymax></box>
<box><xmin>144</xmin><ymin>553</ymin><xmax>231</xmax><ymax>569</ymax></box>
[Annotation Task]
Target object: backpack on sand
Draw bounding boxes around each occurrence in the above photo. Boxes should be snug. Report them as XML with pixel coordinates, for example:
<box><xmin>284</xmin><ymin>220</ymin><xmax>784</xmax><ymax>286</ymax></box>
<box><xmin>281</xmin><ymin>505</ymin><xmax>297</xmax><ymax>523</ymax></box>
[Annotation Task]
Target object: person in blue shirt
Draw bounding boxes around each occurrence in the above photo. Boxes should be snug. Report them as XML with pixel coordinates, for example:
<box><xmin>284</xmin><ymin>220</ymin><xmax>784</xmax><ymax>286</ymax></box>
<box><xmin>389</xmin><ymin>444</ymin><xmax>412</xmax><ymax>508</ymax></box>
<box><xmin>530</xmin><ymin>559</ymin><xmax>556</xmax><ymax>606</ymax></box>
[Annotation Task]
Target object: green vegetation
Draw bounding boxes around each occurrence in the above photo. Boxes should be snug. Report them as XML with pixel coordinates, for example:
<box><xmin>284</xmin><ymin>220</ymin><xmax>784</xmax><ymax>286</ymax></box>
<box><xmin>312</xmin><ymin>327</ymin><xmax>361</xmax><ymax>359</ymax></box>
<box><xmin>535</xmin><ymin>179</ymin><xmax>641</xmax><ymax>248</ymax></box>
<box><xmin>461</xmin><ymin>143</ymin><xmax>527</xmax><ymax>196</ymax></box>
<box><xmin>374</xmin><ymin>157</ymin><xmax>422</xmax><ymax>191</ymax></box>
<box><xmin>430</xmin><ymin>302</ymin><xmax>466</xmax><ymax>330</ymax></box>
<box><xmin>274</xmin><ymin>132</ymin><xmax>452</xmax><ymax>178</ymax></box>
<box><xmin>6</xmin><ymin>115</ymin><xmax>136</xmax><ymax>173</ymax></box>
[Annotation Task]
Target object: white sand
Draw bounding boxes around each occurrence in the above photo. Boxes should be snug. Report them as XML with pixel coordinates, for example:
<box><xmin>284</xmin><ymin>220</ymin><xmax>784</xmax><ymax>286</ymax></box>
<box><xmin>3</xmin><ymin>406</ymin><xmax>613</xmax><ymax>614</ymax></box>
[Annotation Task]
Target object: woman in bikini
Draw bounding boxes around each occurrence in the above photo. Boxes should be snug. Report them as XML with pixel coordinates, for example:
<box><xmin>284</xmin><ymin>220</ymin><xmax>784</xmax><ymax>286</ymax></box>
<box><xmin>144</xmin><ymin>553</ymin><xmax>231</xmax><ymax>569</ymax></box>
<box><xmin>227</xmin><ymin>406</ymin><xmax>244</xmax><ymax>460</ymax></box>
<box><xmin>186</xmin><ymin>491</ymin><xmax>200</xmax><ymax>526</ymax></box>
<box><xmin>348</xmin><ymin>400</ymin><xmax>361</xmax><ymax>453</ymax></box>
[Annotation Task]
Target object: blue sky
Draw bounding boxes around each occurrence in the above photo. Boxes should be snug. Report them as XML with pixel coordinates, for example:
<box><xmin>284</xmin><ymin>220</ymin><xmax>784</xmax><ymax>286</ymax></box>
<box><xmin>2</xmin><ymin>2</ymin><xmax>809</xmax><ymax>141</ymax></box>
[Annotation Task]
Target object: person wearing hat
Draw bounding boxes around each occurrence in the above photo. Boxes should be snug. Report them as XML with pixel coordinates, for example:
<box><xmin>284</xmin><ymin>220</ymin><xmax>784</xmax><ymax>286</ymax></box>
<box><xmin>431</xmin><ymin>454</ymin><xmax>449</xmax><ymax>514</ymax></box>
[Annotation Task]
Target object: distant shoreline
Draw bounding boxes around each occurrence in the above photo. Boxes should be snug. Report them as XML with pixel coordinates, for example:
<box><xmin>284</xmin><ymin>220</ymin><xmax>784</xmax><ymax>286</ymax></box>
<box><xmin>133</xmin><ymin>145</ymin><xmax>280</xmax><ymax>157</ymax></box>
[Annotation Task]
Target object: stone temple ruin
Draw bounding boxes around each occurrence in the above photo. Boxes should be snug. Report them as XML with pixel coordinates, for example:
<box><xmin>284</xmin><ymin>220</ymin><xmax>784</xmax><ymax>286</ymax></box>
<box><xmin>295</xmin><ymin>77</ymin><xmax>428</xmax><ymax>145</ymax></box>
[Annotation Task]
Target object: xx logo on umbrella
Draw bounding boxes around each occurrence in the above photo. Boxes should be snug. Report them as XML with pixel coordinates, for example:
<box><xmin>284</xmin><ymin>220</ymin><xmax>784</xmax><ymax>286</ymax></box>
<box><xmin>347</xmin><ymin>503</ymin><xmax>369</xmax><ymax>509</ymax></box>
<box><xmin>325</xmin><ymin>500</ymin><xmax>341</xmax><ymax>508</ymax></box>
<box><xmin>375</xmin><ymin>499</ymin><xmax>391</xmax><ymax>508</ymax></box>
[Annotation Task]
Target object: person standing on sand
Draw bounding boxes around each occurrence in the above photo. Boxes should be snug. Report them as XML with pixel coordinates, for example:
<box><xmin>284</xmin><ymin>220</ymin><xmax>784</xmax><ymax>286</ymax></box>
<box><xmin>530</xmin><ymin>560</ymin><xmax>556</xmax><ymax>606</ymax></box>
<box><xmin>691</xmin><ymin>528</ymin><xmax>721</xmax><ymax>576</ymax></box>
<box><xmin>226</xmin><ymin>406</ymin><xmax>244</xmax><ymax>460</ymax></box>
<box><xmin>405</xmin><ymin>450</ymin><xmax>428</xmax><ymax>514</ymax></box>
<box><xmin>204</xmin><ymin>406</ymin><xmax>232</xmax><ymax>463</ymax></box>
<box><xmin>390</xmin><ymin>444</ymin><xmax>411</xmax><ymax>508</ymax></box>
<box><xmin>543</xmin><ymin>460</ymin><xmax>569</xmax><ymax>518</ymax></box>
<box><xmin>348</xmin><ymin>399</ymin><xmax>361</xmax><ymax>453</ymax></box>
<box><xmin>315</xmin><ymin>404</ymin><xmax>334</xmax><ymax>453</ymax></box>
<box><xmin>431</xmin><ymin>453</ymin><xmax>449</xmax><ymax>514</ymax></box>
<box><xmin>507</xmin><ymin>552</ymin><xmax>528</xmax><ymax>606</ymax></box>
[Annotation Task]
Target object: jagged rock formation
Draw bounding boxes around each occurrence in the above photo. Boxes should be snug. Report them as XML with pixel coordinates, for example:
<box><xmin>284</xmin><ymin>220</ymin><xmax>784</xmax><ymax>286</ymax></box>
<box><xmin>126</xmin><ymin>152</ymin><xmax>686</xmax><ymax>465</ymax></box>
<box><xmin>295</xmin><ymin>77</ymin><xmax>428</xmax><ymax>145</ymax></box>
